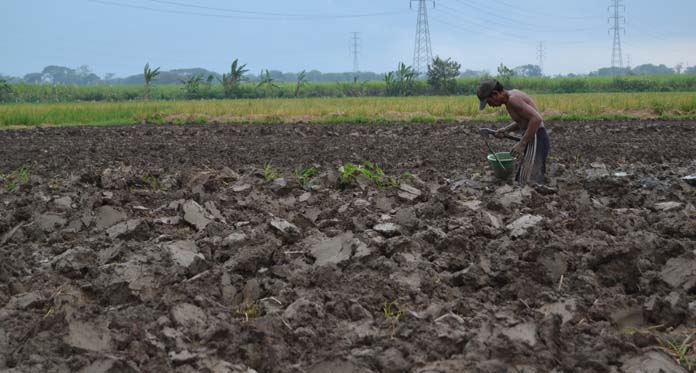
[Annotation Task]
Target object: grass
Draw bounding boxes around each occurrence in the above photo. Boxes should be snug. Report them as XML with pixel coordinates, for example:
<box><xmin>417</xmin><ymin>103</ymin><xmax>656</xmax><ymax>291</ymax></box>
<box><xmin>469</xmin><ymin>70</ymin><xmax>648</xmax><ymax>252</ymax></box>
<box><xmin>1</xmin><ymin>92</ymin><xmax>696</xmax><ymax>127</ymax></box>
<box><xmin>659</xmin><ymin>333</ymin><xmax>695</xmax><ymax>370</ymax></box>
<box><xmin>621</xmin><ymin>325</ymin><xmax>695</xmax><ymax>371</ymax></box>
<box><xmin>16</xmin><ymin>167</ymin><xmax>29</xmax><ymax>184</ymax></box>
<box><xmin>1</xmin><ymin>166</ymin><xmax>30</xmax><ymax>192</ymax></box>
<box><xmin>294</xmin><ymin>165</ymin><xmax>318</xmax><ymax>189</ymax></box>
<box><xmin>383</xmin><ymin>300</ymin><xmax>405</xmax><ymax>339</ymax></box>
<box><xmin>263</xmin><ymin>162</ymin><xmax>279</xmax><ymax>182</ymax></box>
<box><xmin>141</xmin><ymin>174</ymin><xmax>160</xmax><ymax>191</ymax></box>
<box><xmin>236</xmin><ymin>302</ymin><xmax>259</xmax><ymax>322</ymax></box>
<box><xmin>338</xmin><ymin>161</ymin><xmax>398</xmax><ymax>190</ymax></box>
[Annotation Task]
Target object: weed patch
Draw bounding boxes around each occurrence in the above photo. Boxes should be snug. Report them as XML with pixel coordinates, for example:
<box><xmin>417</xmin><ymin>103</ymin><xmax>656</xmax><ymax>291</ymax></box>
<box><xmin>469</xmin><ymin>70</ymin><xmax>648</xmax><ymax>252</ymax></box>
<box><xmin>263</xmin><ymin>162</ymin><xmax>279</xmax><ymax>182</ymax></box>
<box><xmin>337</xmin><ymin>161</ymin><xmax>397</xmax><ymax>189</ymax></box>
<box><xmin>236</xmin><ymin>302</ymin><xmax>260</xmax><ymax>322</ymax></box>
<box><xmin>659</xmin><ymin>333</ymin><xmax>695</xmax><ymax>371</ymax></box>
<box><xmin>294</xmin><ymin>165</ymin><xmax>318</xmax><ymax>189</ymax></box>
<box><xmin>1</xmin><ymin>166</ymin><xmax>30</xmax><ymax>193</ymax></box>
<box><xmin>383</xmin><ymin>300</ymin><xmax>405</xmax><ymax>339</ymax></box>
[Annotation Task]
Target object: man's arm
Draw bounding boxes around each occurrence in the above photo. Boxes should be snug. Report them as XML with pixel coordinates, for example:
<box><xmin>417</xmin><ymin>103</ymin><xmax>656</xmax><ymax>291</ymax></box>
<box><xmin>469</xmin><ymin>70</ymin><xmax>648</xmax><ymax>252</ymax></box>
<box><xmin>495</xmin><ymin>122</ymin><xmax>519</xmax><ymax>138</ymax></box>
<box><xmin>509</xmin><ymin>97</ymin><xmax>543</xmax><ymax>157</ymax></box>
<box><xmin>504</xmin><ymin>121</ymin><xmax>520</xmax><ymax>133</ymax></box>
<box><xmin>510</xmin><ymin>98</ymin><xmax>543</xmax><ymax>146</ymax></box>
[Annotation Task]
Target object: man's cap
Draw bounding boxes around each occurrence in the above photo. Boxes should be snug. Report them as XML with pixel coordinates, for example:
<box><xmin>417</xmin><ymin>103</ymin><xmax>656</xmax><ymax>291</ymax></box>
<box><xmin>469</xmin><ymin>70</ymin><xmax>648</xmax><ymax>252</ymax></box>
<box><xmin>477</xmin><ymin>79</ymin><xmax>498</xmax><ymax>110</ymax></box>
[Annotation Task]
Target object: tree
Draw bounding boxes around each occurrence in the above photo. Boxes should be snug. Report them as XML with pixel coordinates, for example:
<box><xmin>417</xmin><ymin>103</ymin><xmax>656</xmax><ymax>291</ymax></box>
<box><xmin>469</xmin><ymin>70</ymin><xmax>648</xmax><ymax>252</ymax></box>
<box><xmin>41</xmin><ymin>65</ymin><xmax>72</xmax><ymax>84</ymax></box>
<box><xmin>631</xmin><ymin>64</ymin><xmax>674</xmax><ymax>75</ymax></box>
<box><xmin>27</xmin><ymin>65</ymin><xmax>101</xmax><ymax>85</ymax></box>
<box><xmin>396</xmin><ymin>62</ymin><xmax>415</xmax><ymax>96</ymax></box>
<box><xmin>513</xmin><ymin>64</ymin><xmax>542</xmax><ymax>77</ymax></box>
<box><xmin>675</xmin><ymin>63</ymin><xmax>684</xmax><ymax>75</ymax></box>
<box><xmin>23</xmin><ymin>73</ymin><xmax>42</xmax><ymax>84</ymax></box>
<box><xmin>0</xmin><ymin>79</ymin><xmax>12</xmax><ymax>102</ymax></box>
<box><xmin>496</xmin><ymin>63</ymin><xmax>516</xmax><ymax>87</ymax></box>
<box><xmin>384</xmin><ymin>72</ymin><xmax>396</xmax><ymax>96</ymax></box>
<box><xmin>294</xmin><ymin>70</ymin><xmax>307</xmax><ymax>97</ymax></box>
<box><xmin>590</xmin><ymin>67</ymin><xmax>631</xmax><ymax>76</ymax></box>
<box><xmin>180</xmin><ymin>73</ymin><xmax>203</xmax><ymax>99</ymax></box>
<box><xmin>203</xmin><ymin>74</ymin><xmax>215</xmax><ymax>97</ymax></box>
<box><xmin>220</xmin><ymin>59</ymin><xmax>248</xmax><ymax>98</ymax></box>
<box><xmin>257</xmin><ymin>69</ymin><xmax>279</xmax><ymax>97</ymax></box>
<box><xmin>384</xmin><ymin>62</ymin><xmax>415</xmax><ymax>96</ymax></box>
<box><xmin>143</xmin><ymin>63</ymin><xmax>160</xmax><ymax>100</ymax></box>
<box><xmin>686</xmin><ymin>65</ymin><xmax>696</xmax><ymax>75</ymax></box>
<box><xmin>460</xmin><ymin>69</ymin><xmax>488</xmax><ymax>78</ymax></box>
<box><xmin>497</xmin><ymin>63</ymin><xmax>515</xmax><ymax>78</ymax></box>
<box><xmin>427</xmin><ymin>57</ymin><xmax>461</xmax><ymax>94</ymax></box>
<box><xmin>77</xmin><ymin>65</ymin><xmax>92</xmax><ymax>77</ymax></box>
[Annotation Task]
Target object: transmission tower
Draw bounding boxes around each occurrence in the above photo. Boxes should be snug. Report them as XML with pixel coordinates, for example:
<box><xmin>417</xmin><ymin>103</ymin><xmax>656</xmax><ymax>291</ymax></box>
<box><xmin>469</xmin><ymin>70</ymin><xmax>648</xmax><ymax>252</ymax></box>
<box><xmin>608</xmin><ymin>0</ymin><xmax>625</xmax><ymax>71</ymax></box>
<box><xmin>537</xmin><ymin>41</ymin><xmax>545</xmax><ymax>76</ymax></box>
<box><xmin>410</xmin><ymin>0</ymin><xmax>434</xmax><ymax>76</ymax></box>
<box><xmin>350</xmin><ymin>32</ymin><xmax>361</xmax><ymax>77</ymax></box>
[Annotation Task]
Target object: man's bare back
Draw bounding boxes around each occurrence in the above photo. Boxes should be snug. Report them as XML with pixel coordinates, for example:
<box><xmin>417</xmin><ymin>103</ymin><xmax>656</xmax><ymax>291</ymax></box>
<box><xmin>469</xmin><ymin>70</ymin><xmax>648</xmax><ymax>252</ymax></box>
<box><xmin>505</xmin><ymin>89</ymin><xmax>543</xmax><ymax>132</ymax></box>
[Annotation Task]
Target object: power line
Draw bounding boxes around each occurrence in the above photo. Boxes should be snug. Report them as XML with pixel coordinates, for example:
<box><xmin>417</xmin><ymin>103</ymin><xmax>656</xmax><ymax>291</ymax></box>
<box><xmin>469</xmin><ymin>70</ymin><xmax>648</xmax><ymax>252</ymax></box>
<box><xmin>433</xmin><ymin>4</ymin><xmax>536</xmax><ymax>41</ymax></box>
<box><xmin>433</xmin><ymin>3</ymin><xmax>593</xmax><ymax>44</ymax></box>
<box><xmin>430</xmin><ymin>6</ymin><xmax>605</xmax><ymax>46</ymax></box>
<box><xmin>446</xmin><ymin>0</ymin><xmax>596</xmax><ymax>33</ymax></box>
<box><xmin>477</xmin><ymin>0</ymin><xmax>603</xmax><ymax>20</ymax></box>
<box><xmin>87</xmin><ymin>0</ymin><xmax>407</xmax><ymax>20</ymax></box>
<box><xmin>144</xmin><ymin>0</ymin><xmax>402</xmax><ymax>17</ymax></box>
<box><xmin>411</xmin><ymin>0</ymin><xmax>435</xmax><ymax>76</ymax></box>
<box><xmin>430</xmin><ymin>11</ymin><xmax>535</xmax><ymax>45</ymax></box>
<box><xmin>628</xmin><ymin>26</ymin><xmax>686</xmax><ymax>43</ymax></box>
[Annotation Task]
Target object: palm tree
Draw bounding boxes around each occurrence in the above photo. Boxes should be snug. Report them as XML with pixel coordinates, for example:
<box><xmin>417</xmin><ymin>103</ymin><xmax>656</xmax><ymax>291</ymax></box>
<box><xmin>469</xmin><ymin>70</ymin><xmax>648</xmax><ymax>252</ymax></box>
<box><xmin>143</xmin><ymin>63</ymin><xmax>160</xmax><ymax>100</ymax></box>
<box><xmin>294</xmin><ymin>70</ymin><xmax>307</xmax><ymax>98</ymax></box>
<box><xmin>220</xmin><ymin>59</ymin><xmax>248</xmax><ymax>97</ymax></box>
<box><xmin>179</xmin><ymin>74</ymin><xmax>203</xmax><ymax>98</ymax></box>
<box><xmin>391</xmin><ymin>62</ymin><xmax>415</xmax><ymax>96</ymax></box>
<box><xmin>257</xmin><ymin>69</ymin><xmax>279</xmax><ymax>97</ymax></box>
<box><xmin>383</xmin><ymin>72</ymin><xmax>396</xmax><ymax>96</ymax></box>
<box><xmin>397</xmin><ymin>62</ymin><xmax>415</xmax><ymax>82</ymax></box>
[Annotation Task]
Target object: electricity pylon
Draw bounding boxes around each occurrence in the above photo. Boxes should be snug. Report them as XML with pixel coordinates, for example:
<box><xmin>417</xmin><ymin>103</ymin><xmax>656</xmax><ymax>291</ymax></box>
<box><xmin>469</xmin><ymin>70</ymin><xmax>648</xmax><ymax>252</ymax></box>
<box><xmin>608</xmin><ymin>0</ymin><xmax>625</xmax><ymax>71</ymax></box>
<box><xmin>537</xmin><ymin>41</ymin><xmax>545</xmax><ymax>76</ymax></box>
<box><xmin>411</xmin><ymin>0</ymin><xmax>434</xmax><ymax>76</ymax></box>
<box><xmin>350</xmin><ymin>32</ymin><xmax>361</xmax><ymax>77</ymax></box>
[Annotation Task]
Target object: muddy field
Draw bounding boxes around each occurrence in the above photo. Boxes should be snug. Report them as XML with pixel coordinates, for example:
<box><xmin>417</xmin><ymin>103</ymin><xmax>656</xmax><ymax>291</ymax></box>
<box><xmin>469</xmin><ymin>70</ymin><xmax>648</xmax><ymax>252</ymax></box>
<box><xmin>0</xmin><ymin>120</ymin><xmax>695</xmax><ymax>373</ymax></box>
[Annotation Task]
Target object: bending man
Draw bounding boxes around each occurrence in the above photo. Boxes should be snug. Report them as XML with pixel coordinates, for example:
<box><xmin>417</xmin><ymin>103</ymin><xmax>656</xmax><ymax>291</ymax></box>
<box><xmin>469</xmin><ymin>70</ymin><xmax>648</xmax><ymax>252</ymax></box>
<box><xmin>477</xmin><ymin>79</ymin><xmax>550</xmax><ymax>185</ymax></box>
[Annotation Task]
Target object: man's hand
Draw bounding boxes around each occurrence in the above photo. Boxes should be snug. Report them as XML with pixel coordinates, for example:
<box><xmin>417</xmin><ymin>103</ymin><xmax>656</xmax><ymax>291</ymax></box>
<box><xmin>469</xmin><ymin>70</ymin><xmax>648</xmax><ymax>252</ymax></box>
<box><xmin>494</xmin><ymin>128</ymin><xmax>506</xmax><ymax>139</ymax></box>
<box><xmin>511</xmin><ymin>141</ymin><xmax>526</xmax><ymax>158</ymax></box>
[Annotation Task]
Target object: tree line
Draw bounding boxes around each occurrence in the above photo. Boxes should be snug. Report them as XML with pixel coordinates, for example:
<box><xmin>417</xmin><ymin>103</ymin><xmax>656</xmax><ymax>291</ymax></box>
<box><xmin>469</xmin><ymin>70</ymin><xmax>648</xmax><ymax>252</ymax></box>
<box><xmin>2</xmin><ymin>57</ymin><xmax>696</xmax><ymax>103</ymax></box>
<box><xmin>3</xmin><ymin>60</ymin><xmax>694</xmax><ymax>87</ymax></box>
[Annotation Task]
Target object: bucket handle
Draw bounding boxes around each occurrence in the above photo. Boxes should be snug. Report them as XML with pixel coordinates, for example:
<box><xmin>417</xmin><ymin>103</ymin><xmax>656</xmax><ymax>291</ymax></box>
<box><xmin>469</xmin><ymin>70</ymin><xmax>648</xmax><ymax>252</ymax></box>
<box><xmin>483</xmin><ymin>137</ymin><xmax>506</xmax><ymax>169</ymax></box>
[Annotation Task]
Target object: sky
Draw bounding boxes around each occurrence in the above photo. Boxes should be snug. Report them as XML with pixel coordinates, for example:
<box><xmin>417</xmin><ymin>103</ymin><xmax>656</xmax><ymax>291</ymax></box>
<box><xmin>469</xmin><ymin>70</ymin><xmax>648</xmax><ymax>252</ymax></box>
<box><xmin>2</xmin><ymin>0</ymin><xmax>695</xmax><ymax>78</ymax></box>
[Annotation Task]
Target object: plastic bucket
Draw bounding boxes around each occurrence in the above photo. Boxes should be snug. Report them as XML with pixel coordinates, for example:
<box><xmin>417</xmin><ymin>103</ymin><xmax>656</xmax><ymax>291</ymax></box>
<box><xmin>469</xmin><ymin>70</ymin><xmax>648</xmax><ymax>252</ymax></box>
<box><xmin>487</xmin><ymin>152</ymin><xmax>516</xmax><ymax>180</ymax></box>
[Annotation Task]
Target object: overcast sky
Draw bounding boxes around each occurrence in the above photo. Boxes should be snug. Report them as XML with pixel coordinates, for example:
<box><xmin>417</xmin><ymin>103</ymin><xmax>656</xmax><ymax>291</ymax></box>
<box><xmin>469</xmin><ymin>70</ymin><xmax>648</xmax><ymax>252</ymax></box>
<box><xmin>2</xmin><ymin>0</ymin><xmax>695</xmax><ymax>78</ymax></box>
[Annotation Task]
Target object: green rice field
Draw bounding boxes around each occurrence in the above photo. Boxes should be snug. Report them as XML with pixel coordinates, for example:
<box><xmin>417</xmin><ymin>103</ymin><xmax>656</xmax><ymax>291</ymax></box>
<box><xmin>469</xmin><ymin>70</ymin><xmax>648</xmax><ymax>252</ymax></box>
<box><xmin>1</xmin><ymin>92</ymin><xmax>695</xmax><ymax>127</ymax></box>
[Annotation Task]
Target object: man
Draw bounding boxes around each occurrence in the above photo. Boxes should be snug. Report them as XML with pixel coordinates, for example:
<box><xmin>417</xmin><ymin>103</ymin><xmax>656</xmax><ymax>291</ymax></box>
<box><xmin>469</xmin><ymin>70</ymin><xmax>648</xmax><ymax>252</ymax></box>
<box><xmin>477</xmin><ymin>79</ymin><xmax>550</xmax><ymax>185</ymax></box>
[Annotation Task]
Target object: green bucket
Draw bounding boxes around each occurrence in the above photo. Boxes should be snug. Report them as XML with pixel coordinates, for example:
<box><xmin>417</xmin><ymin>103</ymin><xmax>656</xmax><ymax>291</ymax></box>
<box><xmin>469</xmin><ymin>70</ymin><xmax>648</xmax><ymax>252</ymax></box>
<box><xmin>487</xmin><ymin>152</ymin><xmax>516</xmax><ymax>180</ymax></box>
